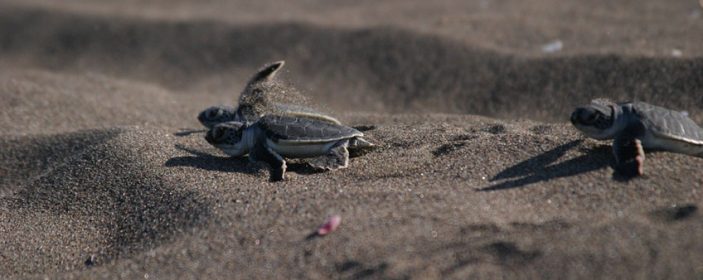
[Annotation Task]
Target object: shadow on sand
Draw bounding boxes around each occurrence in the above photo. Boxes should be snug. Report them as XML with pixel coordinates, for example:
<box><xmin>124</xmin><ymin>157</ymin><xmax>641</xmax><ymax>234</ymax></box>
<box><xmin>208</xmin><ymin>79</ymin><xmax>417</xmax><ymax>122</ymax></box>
<box><xmin>479</xmin><ymin>140</ymin><xmax>615</xmax><ymax>191</ymax></box>
<box><xmin>165</xmin><ymin>144</ymin><xmax>259</xmax><ymax>174</ymax></box>
<box><xmin>165</xmin><ymin>144</ymin><xmax>326</xmax><ymax>178</ymax></box>
<box><xmin>4</xmin><ymin>132</ymin><xmax>211</xmax><ymax>269</ymax></box>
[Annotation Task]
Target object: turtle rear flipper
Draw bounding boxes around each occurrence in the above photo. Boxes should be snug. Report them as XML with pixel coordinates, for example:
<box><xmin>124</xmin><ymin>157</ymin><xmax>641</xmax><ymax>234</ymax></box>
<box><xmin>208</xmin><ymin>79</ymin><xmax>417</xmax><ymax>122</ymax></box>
<box><xmin>250</xmin><ymin>142</ymin><xmax>287</xmax><ymax>181</ymax></box>
<box><xmin>348</xmin><ymin>137</ymin><xmax>376</xmax><ymax>157</ymax></box>
<box><xmin>308</xmin><ymin>141</ymin><xmax>350</xmax><ymax>170</ymax></box>
<box><xmin>613</xmin><ymin>122</ymin><xmax>646</xmax><ymax>177</ymax></box>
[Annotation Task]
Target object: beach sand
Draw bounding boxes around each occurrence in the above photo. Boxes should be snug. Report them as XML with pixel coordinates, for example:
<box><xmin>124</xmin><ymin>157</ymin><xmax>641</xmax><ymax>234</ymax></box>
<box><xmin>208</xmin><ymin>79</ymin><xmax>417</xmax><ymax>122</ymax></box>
<box><xmin>1</xmin><ymin>1</ymin><xmax>703</xmax><ymax>278</ymax></box>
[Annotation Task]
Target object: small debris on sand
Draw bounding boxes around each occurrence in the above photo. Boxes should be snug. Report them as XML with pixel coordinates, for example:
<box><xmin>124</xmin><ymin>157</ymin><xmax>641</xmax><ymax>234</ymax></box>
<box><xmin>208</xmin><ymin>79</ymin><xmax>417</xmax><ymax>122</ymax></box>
<box><xmin>84</xmin><ymin>255</ymin><xmax>97</xmax><ymax>267</ymax></box>
<box><xmin>541</xmin><ymin>40</ymin><xmax>563</xmax><ymax>53</ymax></box>
<box><xmin>317</xmin><ymin>215</ymin><xmax>342</xmax><ymax>236</ymax></box>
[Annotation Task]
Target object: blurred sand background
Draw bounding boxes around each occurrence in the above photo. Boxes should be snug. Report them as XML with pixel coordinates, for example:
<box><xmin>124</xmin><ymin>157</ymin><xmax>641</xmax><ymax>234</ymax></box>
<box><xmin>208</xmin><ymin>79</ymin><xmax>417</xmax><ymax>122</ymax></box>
<box><xmin>1</xmin><ymin>0</ymin><xmax>703</xmax><ymax>278</ymax></box>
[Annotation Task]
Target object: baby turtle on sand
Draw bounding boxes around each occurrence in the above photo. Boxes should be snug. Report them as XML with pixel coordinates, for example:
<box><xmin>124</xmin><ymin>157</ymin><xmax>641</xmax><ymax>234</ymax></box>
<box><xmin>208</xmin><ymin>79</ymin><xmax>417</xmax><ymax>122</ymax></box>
<box><xmin>205</xmin><ymin>115</ymin><xmax>374</xmax><ymax>181</ymax></box>
<box><xmin>571</xmin><ymin>99</ymin><xmax>703</xmax><ymax>177</ymax></box>
<box><xmin>198</xmin><ymin>61</ymin><xmax>340</xmax><ymax>128</ymax></box>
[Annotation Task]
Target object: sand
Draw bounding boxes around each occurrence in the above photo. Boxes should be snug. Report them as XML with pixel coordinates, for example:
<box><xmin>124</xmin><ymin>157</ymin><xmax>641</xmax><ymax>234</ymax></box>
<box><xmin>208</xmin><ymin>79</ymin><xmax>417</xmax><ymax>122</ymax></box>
<box><xmin>1</xmin><ymin>1</ymin><xmax>703</xmax><ymax>279</ymax></box>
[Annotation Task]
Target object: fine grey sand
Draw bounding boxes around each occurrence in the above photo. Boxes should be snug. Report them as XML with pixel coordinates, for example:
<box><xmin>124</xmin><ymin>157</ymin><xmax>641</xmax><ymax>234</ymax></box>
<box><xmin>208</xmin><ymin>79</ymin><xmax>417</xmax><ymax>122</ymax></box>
<box><xmin>1</xmin><ymin>1</ymin><xmax>703</xmax><ymax>279</ymax></box>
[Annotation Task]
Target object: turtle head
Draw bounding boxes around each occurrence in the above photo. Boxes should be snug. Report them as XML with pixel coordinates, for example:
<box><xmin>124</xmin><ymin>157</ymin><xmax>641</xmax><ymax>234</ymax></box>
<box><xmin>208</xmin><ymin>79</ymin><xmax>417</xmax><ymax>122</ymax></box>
<box><xmin>205</xmin><ymin>121</ymin><xmax>250</xmax><ymax>157</ymax></box>
<box><xmin>570</xmin><ymin>99</ymin><xmax>620</xmax><ymax>140</ymax></box>
<box><xmin>198</xmin><ymin>106</ymin><xmax>237</xmax><ymax>129</ymax></box>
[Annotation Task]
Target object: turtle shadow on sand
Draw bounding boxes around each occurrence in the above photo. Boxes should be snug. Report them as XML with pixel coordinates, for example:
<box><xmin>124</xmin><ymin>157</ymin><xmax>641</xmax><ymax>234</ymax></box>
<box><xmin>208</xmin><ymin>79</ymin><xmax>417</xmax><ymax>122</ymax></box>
<box><xmin>165</xmin><ymin>144</ymin><xmax>258</xmax><ymax>174</ymax></box>
<box><xmin>165</xmin><ymin>144</ymin><xmax>326</xmax><ymax>177</ymax></box>
<box><xmin>479</xmin><ymin>140</ymin><xmax>617</xmax><ymax>191</ymax></box>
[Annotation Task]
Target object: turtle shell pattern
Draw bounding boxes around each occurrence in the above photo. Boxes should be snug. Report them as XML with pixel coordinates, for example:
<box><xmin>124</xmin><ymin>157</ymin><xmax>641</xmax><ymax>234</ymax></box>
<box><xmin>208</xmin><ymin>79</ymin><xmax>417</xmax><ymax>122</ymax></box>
<box><xmin>259</xmin><ymin>115</ymin><xmax>362</xmax><ymax>143</ymax></box>
<box><xmin>630</xmin><ymin>101</ymin><xmax>703</xmax><ymax>145</ymax></box>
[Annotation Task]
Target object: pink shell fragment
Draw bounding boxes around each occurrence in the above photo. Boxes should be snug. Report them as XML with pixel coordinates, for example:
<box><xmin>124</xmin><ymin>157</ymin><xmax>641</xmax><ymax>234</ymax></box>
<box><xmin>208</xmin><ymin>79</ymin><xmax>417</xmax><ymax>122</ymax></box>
<box><xmin>317</xmin><ymin>215</ymin><xmax>341</xmax><ymax>236</ymax></box>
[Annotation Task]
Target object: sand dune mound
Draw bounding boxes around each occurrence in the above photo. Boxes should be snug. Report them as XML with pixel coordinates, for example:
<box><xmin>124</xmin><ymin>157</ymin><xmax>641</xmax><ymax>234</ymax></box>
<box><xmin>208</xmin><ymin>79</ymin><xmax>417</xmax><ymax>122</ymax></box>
<box><xmin>1</xmin><ymin>5</ymin><xmax>702</xmax><ymax>122</ymax></box>
<box><xmin>0</xmin><ymin>128</ymin><xmax>209</xmax><ymax>276</ymax></box>
<box><xmin>0</xmin><ymin>70</ymin><xmax>193</xmax><ymax>134</ymax></box>
<box><xmin>0</xmin><ymin>129</ymin><xmax>119</xmax><ymax>197</ymax></box>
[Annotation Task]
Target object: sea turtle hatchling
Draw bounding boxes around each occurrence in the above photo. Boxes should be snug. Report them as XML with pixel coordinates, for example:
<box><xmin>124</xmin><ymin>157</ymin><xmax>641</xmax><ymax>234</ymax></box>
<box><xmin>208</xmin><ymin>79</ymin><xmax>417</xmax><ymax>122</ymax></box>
<box><xmin>570</xmin><ymin>99</ymin><xmax>703</xmax><ymax>177</ymax></box>
<box><xmin>205</xmin><ymin>115</ymin><xmax>375</xmax><ymax>181</ymax></box>
<box><xmin>197</xmin><ymin>61</ymin><xmax>341</xmax><ymax>128</ymax></box>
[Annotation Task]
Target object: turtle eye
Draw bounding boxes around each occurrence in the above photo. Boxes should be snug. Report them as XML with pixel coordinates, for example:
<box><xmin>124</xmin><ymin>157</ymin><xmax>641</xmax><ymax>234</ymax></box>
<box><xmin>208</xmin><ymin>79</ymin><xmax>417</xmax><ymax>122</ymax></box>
<box><xmin>587</xmin><ymin>113</ymin><xmax>598</xmax><ymax>122</ymax></box>
<box><xmin>579</xmin><ymin>108</ymin><xmax>600</xmax><ymax>124</ymax></box>
<box><xmin>207</xmin><ymin>109</ymin><xmax>221</xmax><ymax>119</ymax></box>
<box><xmin>213</xmin><ymin>126</ymin><xmax>226</xmax><ymax>140</ymax></box>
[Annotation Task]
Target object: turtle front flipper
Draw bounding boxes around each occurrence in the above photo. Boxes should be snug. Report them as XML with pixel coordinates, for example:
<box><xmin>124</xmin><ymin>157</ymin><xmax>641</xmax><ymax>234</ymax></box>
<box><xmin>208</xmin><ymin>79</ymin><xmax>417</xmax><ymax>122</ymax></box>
<box><xmin>236</xmin><ymin>61</ymin><xmax>286</xmax><ymax>122</ymax></box>
<box><xmin>247</xmin><ymin>61</ymin><xmax>284</xmax><ymax>85</ymax></box>
<box><xmin>308</xmin><ymin>140</ymin><xmax>350</xmax><ymax>170</ymax></box>
<box><xmin>613</xmin><ymin>137</ymin><xmax>645</xmax><ymax>177</ymax></box>
<box><xmin>613</xmin><ymin>122</ymin><xmax>646</xmax><ymax>177</ymax></box>
<box><xmin>250</xmin><ymin>142</ymin><xmax>287</xmax><ymax>181</ymax></box>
